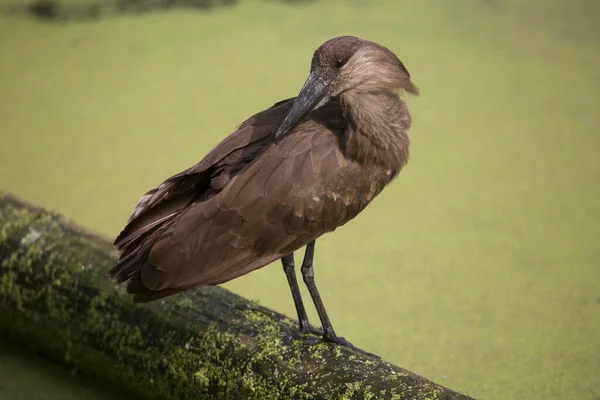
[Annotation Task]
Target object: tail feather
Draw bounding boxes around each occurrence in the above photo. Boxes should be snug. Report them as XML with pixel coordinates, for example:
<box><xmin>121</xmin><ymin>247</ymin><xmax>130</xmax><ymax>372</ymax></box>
<box><xmin>127</xmin><ymin>267</ymin><xmax>185</xmax><ymax>303</ymax></box>
<box><xmin>109</xmin><ymin>214</ymin><xmax>175</xmax><ymax>285</ymax></box>
<box><xmin>109</xmin><ymin>249</ymin><xmax>185</xmax><ymax>302</ymax></box>
<box><xmin>107</xmin><ymin>248</ymin><xmax>144</xmax><ymax>283</ymax></box>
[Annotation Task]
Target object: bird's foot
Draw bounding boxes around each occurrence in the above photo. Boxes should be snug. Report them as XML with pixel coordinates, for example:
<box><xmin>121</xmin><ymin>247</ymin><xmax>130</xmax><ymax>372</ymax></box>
<box><xmin>323</xmin><ymin>329</ymin><xmax>380</xmax><ymax>359</ymax></box>
<box><xmin>299</xmin><ymin>323</ymin><xmax>324</xmax><ymax>336</ymax></box>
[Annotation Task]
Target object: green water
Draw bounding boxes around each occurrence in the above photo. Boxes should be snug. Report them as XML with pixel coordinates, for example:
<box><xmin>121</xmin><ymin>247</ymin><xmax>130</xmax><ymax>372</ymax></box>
<box><xmin>1</xmin><ymin>0</ymin><xmax>599</xmax><ymax>399</ymax></box>
<box><xmin>0</xmin><ymin>341</ymin><xmax>131</xmax><ymax>400</ymax></box>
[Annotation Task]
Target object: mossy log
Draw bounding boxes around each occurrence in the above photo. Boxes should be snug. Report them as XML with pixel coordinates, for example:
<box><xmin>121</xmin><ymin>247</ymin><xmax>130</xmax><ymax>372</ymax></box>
<box><xmin>0</xmin><ymin>192</ymin><xmax>474</xmax><ymax>400</ymax></box>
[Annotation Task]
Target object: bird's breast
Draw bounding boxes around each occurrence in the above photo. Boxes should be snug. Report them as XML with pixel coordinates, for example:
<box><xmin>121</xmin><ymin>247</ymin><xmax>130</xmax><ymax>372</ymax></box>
<box><xmin>287</xmin><ymin>161</ymin><xmax>396</xmax><ymax>233</ymax></box>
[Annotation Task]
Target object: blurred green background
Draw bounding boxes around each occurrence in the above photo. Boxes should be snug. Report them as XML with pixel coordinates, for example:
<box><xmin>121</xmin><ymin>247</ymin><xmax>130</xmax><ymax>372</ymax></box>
<box><xmin>1</xmin><ymin>0</ymin><xmax>599</xmax><ymax>399</ymax></box>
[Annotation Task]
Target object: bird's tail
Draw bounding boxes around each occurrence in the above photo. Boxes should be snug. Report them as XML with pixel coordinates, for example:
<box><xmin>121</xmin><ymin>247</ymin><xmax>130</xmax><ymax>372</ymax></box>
<box><xmin>107</xmin><ymin>237</ymin><xmax>153</xmax><ymax>284</ymax></box>
<box><xmin>107</xmin><ymin>213</ymin><xmax>170</xmax><ymax>284</ymax></box>
<box><xmin>108</xmin><ymin>218</ymin><xmax>186</xmax><ymax>303</ymax></box>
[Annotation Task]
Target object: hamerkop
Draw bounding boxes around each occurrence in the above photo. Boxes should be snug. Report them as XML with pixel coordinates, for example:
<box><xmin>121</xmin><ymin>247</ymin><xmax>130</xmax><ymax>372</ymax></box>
<box><xmin>109</xmin><ymin>36</ymin><xmax>419</xmax><ymax>353</ymax></box>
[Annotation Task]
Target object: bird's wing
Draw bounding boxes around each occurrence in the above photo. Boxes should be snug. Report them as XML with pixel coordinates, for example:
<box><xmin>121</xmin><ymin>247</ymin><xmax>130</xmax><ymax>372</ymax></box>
<box><xmin>113</xmin><ymin>98</ymin><xmax>295</xmax><ymax>254</ymax></box>
<box><xmin>136</xmin><ymin>118</ymin><xmax>391</xmax><ymax>295</ymax></box>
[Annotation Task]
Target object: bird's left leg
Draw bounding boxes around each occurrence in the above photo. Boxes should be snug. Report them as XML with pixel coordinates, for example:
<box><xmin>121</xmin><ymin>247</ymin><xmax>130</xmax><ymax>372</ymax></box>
<box><xmin>300</xmin><ymin>240</ymin><xmax>379</xmax><ymax>358</ymax></box>
<box><xmin>281</xmin><ymin>253</ymin><xmax>323</xmax><ymax>335</ymax></box>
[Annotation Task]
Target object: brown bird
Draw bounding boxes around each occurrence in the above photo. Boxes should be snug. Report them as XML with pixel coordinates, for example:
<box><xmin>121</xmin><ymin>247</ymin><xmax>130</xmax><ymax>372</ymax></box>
<box><xmin>109</xmin><ymin>36</ymin><xmax>419</xmax><ymax>353</ymax></box>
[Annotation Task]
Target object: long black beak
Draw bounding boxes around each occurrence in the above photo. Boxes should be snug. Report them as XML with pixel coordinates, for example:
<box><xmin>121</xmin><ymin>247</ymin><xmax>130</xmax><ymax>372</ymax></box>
<box><xmin>275</xmin><ymin>73</ymin><xmax>329</xmax><ymax>139</ymax></box>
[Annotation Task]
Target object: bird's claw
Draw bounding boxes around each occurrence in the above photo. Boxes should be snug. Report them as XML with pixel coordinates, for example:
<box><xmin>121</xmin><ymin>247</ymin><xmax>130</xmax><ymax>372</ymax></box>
<box><xmin>300</xmin><ymin>326</ymin><xmax>380</xmax><ymax>358</ymax></box>
<box><xmin>299</xmin><ymin>324</ymin><xmax>324</xmax><ymax>336</ymax></box>
<box><xmin>323</xmin><ymin>333</ymin><xmax>380</xmax><ymax>359</ymax></box>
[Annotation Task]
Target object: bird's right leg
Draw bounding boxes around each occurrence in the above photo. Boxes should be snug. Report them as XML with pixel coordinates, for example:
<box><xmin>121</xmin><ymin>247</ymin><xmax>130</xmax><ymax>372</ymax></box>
<box><xmin>300</xmin><ymin>240</ymin><xmax>379</xmax><ymax>358</ymax></box>
<box><xmin>281</xmin><ymin>254</ymin><xmax>323</xmax><ymax>336</ymax></box>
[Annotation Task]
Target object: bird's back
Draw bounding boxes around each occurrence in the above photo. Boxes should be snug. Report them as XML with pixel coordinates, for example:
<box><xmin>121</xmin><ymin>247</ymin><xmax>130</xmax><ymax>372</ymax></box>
<box><xmin>109</xmin><ymin>99</ymin><xmax>293</xmax><ymax>296</ymax></box>
<box><xmin>109</xmin><ymin>97</ymin><xmax>401</xmax><ymax>302</ymax></box>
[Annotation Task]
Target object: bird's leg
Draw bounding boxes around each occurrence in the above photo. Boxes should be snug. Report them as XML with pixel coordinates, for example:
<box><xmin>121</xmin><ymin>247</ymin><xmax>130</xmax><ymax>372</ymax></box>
<box><xmin>299</xmin><ymin>241</ymin><xmax>340</xmax><ymax>341</ymax></box>
<box><xmin>300</xmin><ymin>240</ymin><xmax>379</xmax><ymax>358</ymax></box>
<box><xmin>281</xmin><ymin>254</ymin><xmax>323</xmax><ymax>336</ymax></box>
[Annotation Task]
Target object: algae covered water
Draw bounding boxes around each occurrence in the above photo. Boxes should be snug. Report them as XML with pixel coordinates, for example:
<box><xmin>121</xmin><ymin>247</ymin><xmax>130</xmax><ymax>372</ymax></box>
<box><xmin>0</xmin><ymin>341</ymin><xmax>130</xmax><ymax>400</ymax></box>
<box><xmin>0</xmin><ymin>0</ymin><xmax>599</xmax><ymax>399</ymax></box>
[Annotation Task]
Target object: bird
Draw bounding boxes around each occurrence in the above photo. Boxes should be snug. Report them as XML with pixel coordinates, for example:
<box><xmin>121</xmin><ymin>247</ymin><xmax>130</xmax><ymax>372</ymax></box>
<box><xmin>108</xmin><ymin>36</ymin><xmax>419</xmax><ymax>354</ymax></box>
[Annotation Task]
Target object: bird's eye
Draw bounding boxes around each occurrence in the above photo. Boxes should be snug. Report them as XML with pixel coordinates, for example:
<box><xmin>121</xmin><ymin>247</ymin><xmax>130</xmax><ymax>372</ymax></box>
<box><xmin>334</xmin><ymin>59</ymin><xmax>346</xmax><ymax>69</ymax></box>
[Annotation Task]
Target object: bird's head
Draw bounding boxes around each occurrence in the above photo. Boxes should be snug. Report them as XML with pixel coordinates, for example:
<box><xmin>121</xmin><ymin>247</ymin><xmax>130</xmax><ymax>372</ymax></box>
<box><xmin>275</xmin><ymin>36</ymin><xmax>419</xmax><ymax>138</ymax></box>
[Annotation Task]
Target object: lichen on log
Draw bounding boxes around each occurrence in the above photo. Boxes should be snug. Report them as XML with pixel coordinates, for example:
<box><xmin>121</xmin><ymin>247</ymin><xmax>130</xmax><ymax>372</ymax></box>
<box><xmin>0</xmin><ymin>192</ymin><xmax>475</xmax><ymax>400</ymax></box>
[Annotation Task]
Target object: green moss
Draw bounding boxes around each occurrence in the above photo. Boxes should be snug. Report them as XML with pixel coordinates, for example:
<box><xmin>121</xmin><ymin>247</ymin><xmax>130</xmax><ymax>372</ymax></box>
<box><xmin>0</xmin><ymin>269</ymin><xmax>22</xmax><ymax>309</ymax></box>
<box><xmin>242</xmin><ymin>307</ymin><xmax>285</xmax><ymax>335</ymax></box>
<box><xmin>175</xmin><ymin>295</ymin><xmax>194</xmax><ymax>309</ymax></box>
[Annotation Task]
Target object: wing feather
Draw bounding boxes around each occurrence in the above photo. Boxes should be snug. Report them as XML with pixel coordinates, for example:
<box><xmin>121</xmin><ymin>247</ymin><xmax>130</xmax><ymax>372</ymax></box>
<box><xmin>136</xmin><ymin>121</ymin><xmax>392</xmax><ymax>295</ymax></box>
<box><xmin>111</xmin><ymin>99</ymin><xmax>396</xmax><ymax>302</ymax></box>
<box><xmin>112</xmin><ymin>99</ymin><xmax>295</xmax><ymax>250</ymax></box>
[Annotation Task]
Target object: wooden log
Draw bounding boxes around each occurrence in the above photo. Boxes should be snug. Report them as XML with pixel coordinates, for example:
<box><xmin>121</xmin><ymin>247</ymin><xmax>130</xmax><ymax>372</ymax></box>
<box><xmin>0</xmin><ymin>192</ymin><xmax>475</xmax><ymax>400</ymax></box>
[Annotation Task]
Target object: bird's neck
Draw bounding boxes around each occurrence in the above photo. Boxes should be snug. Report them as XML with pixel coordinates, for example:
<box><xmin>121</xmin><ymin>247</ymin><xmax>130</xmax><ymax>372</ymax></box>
<box><xmin>340</xmin><ymin>91</ymin><xmax>412</xmax><ymax>170</ymax></box>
